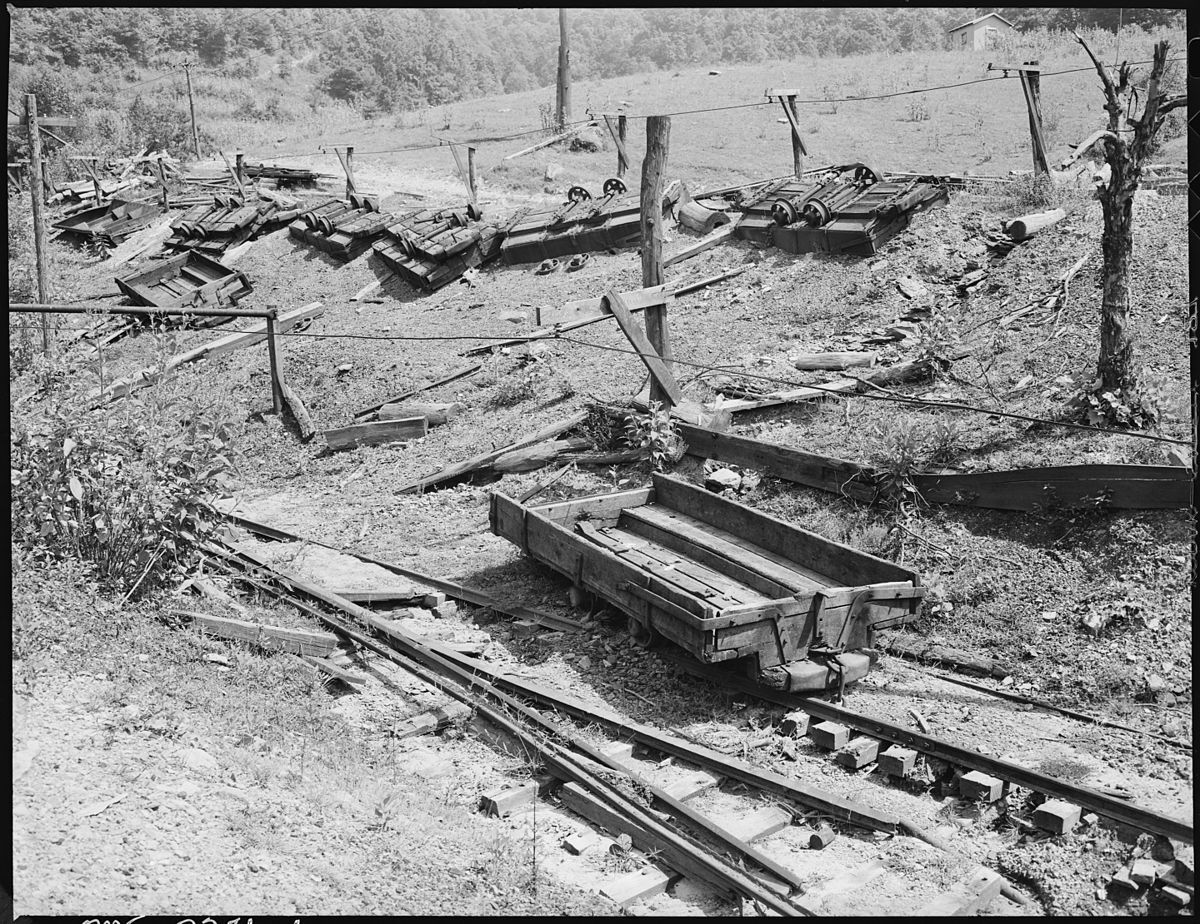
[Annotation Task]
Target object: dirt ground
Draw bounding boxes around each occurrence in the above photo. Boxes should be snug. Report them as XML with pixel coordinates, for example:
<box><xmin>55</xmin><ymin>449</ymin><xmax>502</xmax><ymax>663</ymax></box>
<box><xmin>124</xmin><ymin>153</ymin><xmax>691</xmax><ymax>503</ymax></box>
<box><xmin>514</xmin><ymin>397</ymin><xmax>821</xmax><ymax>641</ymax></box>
<box><xmin>11</xmin><ymin>146</ymin><xmax>1192</xmax><ymax>916</ymax></box>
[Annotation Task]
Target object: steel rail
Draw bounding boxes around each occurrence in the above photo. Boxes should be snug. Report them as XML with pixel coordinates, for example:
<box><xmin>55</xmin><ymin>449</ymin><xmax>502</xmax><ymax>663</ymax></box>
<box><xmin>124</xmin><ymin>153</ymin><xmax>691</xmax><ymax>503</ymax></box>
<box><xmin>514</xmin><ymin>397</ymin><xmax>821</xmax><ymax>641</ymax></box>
<box><xmin>665</xmin><ymin>654</ymin><xmax>1193</xmax><ymax>845</ymax></box>
<box><xmin>207</xmin><ymin>543</ymin><xmax>814</xmax><ymax>915</ymax></box>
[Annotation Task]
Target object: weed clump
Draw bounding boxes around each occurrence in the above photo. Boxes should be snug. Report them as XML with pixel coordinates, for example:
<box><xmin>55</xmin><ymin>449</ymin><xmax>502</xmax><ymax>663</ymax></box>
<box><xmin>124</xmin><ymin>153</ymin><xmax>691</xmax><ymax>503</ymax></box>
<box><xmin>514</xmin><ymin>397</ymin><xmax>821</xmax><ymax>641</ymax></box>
<box><xmin>10</xmin><ymin>401</ymin><xmax>234</xmax><ymax>600</ymax></box>
<box><xmin>623</xmin><ymin>401</ymin><xmax>687</xmax><ymax>472</ymax></box>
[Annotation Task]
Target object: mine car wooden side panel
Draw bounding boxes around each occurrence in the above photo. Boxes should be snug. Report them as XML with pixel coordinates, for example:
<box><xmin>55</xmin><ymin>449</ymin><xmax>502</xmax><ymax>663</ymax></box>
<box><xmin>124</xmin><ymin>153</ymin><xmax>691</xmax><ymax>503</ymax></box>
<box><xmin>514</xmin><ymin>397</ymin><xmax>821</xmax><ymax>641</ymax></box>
<box><xmin>490</xmin><ymin>473</ymin><xmax>923</xmax><ymax>690</ymax></box>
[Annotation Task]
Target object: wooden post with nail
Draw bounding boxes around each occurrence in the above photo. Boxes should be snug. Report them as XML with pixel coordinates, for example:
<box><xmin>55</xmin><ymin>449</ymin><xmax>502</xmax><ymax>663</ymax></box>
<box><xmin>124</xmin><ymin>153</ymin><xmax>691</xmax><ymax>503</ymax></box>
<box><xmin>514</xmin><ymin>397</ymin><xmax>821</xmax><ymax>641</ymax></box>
<box><xmin>640</xmin><ymin>115</ymin><xmax>672</xmax><ymax>408</ymax></box>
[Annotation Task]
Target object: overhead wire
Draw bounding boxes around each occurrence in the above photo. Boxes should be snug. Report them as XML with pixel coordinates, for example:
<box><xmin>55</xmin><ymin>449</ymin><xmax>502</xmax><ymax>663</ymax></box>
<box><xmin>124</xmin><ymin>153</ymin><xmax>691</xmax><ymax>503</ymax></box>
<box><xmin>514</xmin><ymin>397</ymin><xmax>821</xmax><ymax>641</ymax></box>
<box><xmin>12</xmin><ymin>319</ymin><xmax>1190</xmax><ymax>447</ymax></box>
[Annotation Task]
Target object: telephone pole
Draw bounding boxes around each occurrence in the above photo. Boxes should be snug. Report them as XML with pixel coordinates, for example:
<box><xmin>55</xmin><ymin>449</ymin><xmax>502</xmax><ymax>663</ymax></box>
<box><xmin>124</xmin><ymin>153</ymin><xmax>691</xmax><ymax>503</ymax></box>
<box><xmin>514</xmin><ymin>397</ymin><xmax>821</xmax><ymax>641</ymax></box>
<box><xmin>556</xmin><ymin>9</ymin><xmax>571</xmax><ymax>131</ymax></box>
<box><xmin>183</xmin><ymin>62</ymin><xmax>201</xmax><ymax>159</ymax></box>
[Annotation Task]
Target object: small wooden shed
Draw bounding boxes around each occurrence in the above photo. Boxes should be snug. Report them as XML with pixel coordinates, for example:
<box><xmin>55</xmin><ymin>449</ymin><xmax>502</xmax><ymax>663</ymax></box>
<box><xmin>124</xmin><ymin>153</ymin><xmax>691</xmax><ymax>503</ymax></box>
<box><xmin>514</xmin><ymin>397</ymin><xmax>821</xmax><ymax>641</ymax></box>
<box><xmin>946</xmin><ymin>12</ymin><xmax>1017</xmax><ymax>50</ymax></box>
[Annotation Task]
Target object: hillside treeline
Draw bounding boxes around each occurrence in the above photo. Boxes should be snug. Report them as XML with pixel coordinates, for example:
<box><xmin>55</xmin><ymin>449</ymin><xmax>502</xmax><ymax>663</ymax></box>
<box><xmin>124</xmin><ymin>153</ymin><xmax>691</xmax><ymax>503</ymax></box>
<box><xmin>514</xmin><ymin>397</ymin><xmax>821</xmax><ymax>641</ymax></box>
<box><xmin>8</xmin><ymin>7</ymin><xmax>1185</xmax><ymax>114</ymax></box>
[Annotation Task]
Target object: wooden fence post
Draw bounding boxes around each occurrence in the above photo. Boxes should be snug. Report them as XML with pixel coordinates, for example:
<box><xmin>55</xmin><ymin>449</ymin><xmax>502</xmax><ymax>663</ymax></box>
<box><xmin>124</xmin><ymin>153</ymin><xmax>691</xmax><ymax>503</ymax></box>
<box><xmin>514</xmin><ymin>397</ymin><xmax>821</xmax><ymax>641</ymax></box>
<box><xmin>345</xmin><ymin>145</ymin><xmax>355</xmax><ymax>199</ymax></box>
<box><xmin>235</xmin><ymin>150</ymin><xmax>245</xmax><ymax>188</ymax></box>
<box><xmin>640</xmin><ymin>115</ymin><xmax>672</xmax><ymax>408</ymax></box>
<box><xmin>1021</xmin><ymin>62</ymin><xmax>1050</xmax><ymax>175</ymax></box>
<box><xmin>786</xmin><ymin>95</ymin><xmax>804</xmax><ymax>177</ymax></box>
<box><xmin>266</xmin><ymin>311</ymin><xmax>283</xmax><ymax>414</ymax></box>
<box><xmin>467</xmin><ymin>146</ymin><xmax>477</xmax><ymax>202</ymax></box>
<box><xmin>618</xmin><ymin>115</ymin><xmax>628</xmax><ymax>178</ymax></box>
<box><xmin>25</xmin><ymin>94</ymin><xmax>52</xmax><ymax>358</ymax></box>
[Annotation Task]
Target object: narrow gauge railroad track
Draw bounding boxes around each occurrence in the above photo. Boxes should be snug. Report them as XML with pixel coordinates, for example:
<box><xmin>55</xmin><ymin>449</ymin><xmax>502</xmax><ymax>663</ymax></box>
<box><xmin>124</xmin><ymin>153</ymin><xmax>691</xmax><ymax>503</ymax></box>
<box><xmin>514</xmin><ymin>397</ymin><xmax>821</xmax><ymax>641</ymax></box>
<box><xmin>206</xmin><ymin>533</ymin><xmax>1038</xmax><ymax>915</ymax></box>
<box><xmin>217</xmin><ymin>514</ymin><xmax>1193</xmax><ymax>851</ymax></box>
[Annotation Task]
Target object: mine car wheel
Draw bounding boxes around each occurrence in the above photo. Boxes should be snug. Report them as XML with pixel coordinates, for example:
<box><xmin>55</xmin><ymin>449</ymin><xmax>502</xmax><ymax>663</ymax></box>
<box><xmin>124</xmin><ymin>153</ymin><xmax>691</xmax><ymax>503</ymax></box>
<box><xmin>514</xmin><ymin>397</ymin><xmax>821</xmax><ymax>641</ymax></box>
<box><xmin>566</xmin><ymin>185</ymin><xmax>593</xmax><ymax>203</ymax></box>
<box><xmin>602</xmin><ymin>177</ymin><xmax>627</xmax><ymax>197</ymax></box>
<box><xmin>627</xmin><ymin>615</ymin><xmax>658</xmax><ymax>649</ymax></box>
<box><xmin>852</xmin><ymin>164</ymin><xmax>880</xmax><ymax>187</ymax></box>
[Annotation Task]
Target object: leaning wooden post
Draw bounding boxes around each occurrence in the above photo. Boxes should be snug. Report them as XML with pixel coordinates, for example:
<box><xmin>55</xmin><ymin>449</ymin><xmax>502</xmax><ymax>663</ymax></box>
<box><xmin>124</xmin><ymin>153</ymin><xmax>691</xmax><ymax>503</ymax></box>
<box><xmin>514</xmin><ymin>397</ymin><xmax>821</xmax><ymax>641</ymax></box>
<box><xmin>155</xmin><ymin>156</ymin><xmax>169</xmax><ymax>209</ymax></box>
<box><xmin>25</xmin><ymin>94</ymin><xmax>52</xmax><ymax>358</ymax></box>
<box><xmin>235</xmin><ymin>150</ymin><xmax>245</xmax><ymax>188</ymax></box>
<box><xmin>786</xmin><ymin>95</ymin><xmax>804</xmax><ymax>177</ymax></box>
<box><xmin>467</xmin><ymin>146</ymin><xmax>477</xmax><ymax>202</ymax></box>
<box><xmin>265</xmin><ymin>310</ymin><xmax>283</xmax><ymax>414</ymax></box>
<box><xmin>345</xmin><ymin>145</ymin><xmax>355</xmax><ymax>199</ymax></box>
<box><xmin>988</xmin><ymin>62</ymin><xmax>1049</xmax><ymax>175</ymax></box>
<box><xmin>640</xmin><ymin>115</ymin><xmax>672</xmax><ymax>408</ymax></box>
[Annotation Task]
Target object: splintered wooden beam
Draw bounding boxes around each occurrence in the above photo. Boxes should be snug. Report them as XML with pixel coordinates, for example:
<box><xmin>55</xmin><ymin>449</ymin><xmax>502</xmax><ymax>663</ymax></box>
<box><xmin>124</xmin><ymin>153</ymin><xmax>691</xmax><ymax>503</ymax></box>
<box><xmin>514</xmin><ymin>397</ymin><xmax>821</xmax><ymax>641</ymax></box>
<box><xmin>396</xmin><ymin>411</ymin><xmax>587</xmax><ymax>493</ymax></box>
<box><xmin>280</xmin><ymin>380</ymin><xmax>316</xmax><ymax>441</ymax></box>
<box><xmin>183</xmin><ymin>610</ymin><xmax>338</xmax><ymax>657</ymax></box>
<box><xmin>322</xmin><ymin>417</ymin><xmax>427</xmax><ymax>452</ymax></box>
<box><xmin>605</xmin><ymin>289</ymin><xmax>682</xmax><ymax>407</ymax></box>
<box><xmin>662</xmin><ymin>225</ymin><xmax>736</xmax><ymax>268</ymax></box>
<box><xmin>354</xmin><ymin>364</ymin><xmax>481</xmax><ymax>419</ymax></box>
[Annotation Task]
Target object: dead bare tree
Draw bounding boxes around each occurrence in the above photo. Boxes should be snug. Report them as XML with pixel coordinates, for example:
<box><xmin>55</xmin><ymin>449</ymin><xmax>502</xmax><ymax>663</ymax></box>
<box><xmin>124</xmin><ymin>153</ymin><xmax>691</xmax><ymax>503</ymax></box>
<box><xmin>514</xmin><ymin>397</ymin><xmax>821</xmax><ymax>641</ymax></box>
<box><xmin>1073</xmin><ymin>35</ymin><xmax>1185</xmax><ymax>400</ymax></box>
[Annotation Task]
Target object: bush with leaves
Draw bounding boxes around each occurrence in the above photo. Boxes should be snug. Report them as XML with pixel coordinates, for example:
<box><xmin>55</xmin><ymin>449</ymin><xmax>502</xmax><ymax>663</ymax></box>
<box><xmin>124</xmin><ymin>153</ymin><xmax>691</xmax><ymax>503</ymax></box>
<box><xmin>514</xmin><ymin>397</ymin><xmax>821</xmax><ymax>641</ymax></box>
<box><xmin>914</xmin><ymin>314</ymin><xmax>962</xmax><ymax>374</ymax></box>
<box><xmin>1067</xmin><ymin>368</ymin><xmax>1175</xmax><ymax>431</ymax></box>
<box><xmin>10</xmin><ymin>399</ymin><xmax>235</xmax><ymax>600</ymax></box>
<box><xmin>623</xmin><ymin>401</ymin><xmax>687</xmax><ymax>472</ymax></box>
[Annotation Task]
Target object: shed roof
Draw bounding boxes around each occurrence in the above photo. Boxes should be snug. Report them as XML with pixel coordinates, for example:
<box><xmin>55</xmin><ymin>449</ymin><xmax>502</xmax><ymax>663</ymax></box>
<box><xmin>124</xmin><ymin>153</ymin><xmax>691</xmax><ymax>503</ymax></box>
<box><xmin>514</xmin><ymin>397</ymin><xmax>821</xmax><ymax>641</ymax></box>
<box><xmin>945</xmin><ymin>12</ymin><xmax>1017</xmax><ymax>33</ymax></box>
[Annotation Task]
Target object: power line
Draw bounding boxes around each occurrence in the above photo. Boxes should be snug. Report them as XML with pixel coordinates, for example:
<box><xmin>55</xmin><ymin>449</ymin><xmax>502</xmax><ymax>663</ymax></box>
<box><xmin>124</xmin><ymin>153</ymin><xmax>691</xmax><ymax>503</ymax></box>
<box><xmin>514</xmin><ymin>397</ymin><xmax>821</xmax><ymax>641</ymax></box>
<box><xmin>16</xmin><ymin>321</ymin><xmax>1188</xmax><ymax>447</ymax></box>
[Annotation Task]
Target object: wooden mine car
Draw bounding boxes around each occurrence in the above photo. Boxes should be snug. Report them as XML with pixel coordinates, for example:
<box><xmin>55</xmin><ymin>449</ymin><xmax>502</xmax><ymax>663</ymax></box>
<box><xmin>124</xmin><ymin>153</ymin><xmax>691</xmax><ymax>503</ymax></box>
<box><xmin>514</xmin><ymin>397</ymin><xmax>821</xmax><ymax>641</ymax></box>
<box><xmin>52</xmin><ymin>198</ymin><xmax>161</xmax><ymax>247</ymax></box>
<box><xmin>491</xmin><ymin>473</ymin><xmax>924</xmax><ymax>692</ymax></box>
<box><xmin>288</xmin><ymin>194</ymin><xmax>392</xmax><ymax>261</ymax></box>
<box><xmin>734</xmin><ymin>163</ymin><xmax>948</xmax><ymax>256</ymax></box>
<box><xmin>115</xmin><ymin>250</ymin><xmax>252</xmax><ymax>311</ymax></box>
<box><xmin>373</xmin><ymin>205</ymin><xmax>505</xmax><ymax>292</ymax></box>
<box><xmin>500</xmin><ymin>180</ymin><xmax>653</xmax><ymax>265</ymax></box>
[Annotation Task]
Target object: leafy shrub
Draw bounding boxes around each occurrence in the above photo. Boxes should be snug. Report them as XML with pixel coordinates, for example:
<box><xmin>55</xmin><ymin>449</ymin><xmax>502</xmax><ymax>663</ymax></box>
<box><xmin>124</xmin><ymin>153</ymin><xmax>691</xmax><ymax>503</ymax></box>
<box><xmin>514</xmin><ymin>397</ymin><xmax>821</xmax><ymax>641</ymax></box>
<box><xmin>1067</xmin><ymin>368</ymin><xmax>1174</xmax><ymax>431</ymax></box>
<box><xmin>915</xmin><ymin>314</ymin><xmax>962</xmax><ymax>374</ymax></box>
<box><xmin>10</xmin><ymin>400</ymin><xmax>234</xmax><ymax>600</ymax></box>
<box><xmin>623</xmin><ymin>401</ymin><xmax>686</xmax><ymax>472</ymax></box>
<box><xmin>905</xmin><ymin>96</ymin><xmax>930</xmax><ymax>122</ymax></box>
<box><xmin>867</xmin><ymin>417</ymin><xmax>927</xmax><ymax>499</ymax></box>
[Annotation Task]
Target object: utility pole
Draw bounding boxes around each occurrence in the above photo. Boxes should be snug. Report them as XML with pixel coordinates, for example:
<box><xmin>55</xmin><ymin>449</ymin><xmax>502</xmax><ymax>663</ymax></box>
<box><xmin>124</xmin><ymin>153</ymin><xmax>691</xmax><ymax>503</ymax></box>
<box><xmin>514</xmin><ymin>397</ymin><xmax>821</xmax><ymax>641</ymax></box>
<box><xmin>641</xmin><ymin>115</ymin><xmax>672</xmax><ymax>407</ymax></box>
<box><xmin>183</xmin><ymin>62</ymin><xmax>201</xmax><ymax>159</ymax></box>
<box><xmin>556</xmin><ymin>9</ymin><xmax>572</xmax><ymax>131</ymax></box>
<box><xmin>25</xmin><ymin>94</ymin><xmax>52</xmax><ymax>358</ymax></box>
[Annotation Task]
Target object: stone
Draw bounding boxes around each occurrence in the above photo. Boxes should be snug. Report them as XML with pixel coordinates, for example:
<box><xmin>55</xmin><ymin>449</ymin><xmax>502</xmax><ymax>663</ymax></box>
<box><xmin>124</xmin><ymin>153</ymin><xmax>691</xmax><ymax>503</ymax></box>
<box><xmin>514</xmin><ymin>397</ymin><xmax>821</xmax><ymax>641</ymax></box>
<box><xmin>577</xmin><ymin>656</ymin><xmax>593</xmax><ymax>671</ymax></box>
<box><xmin>1109</xmin><ymin>867</ymin><xmax>1138</xmax><ymax>890</ymax></box>
<box><xmin>510</xmin><ymin>620</ymin><xmax>541</xmax><ymax>638</ymax></box>
<box><xmin>569</xmin><ymin>129</ymin><xmax>605</xmax><ymax>153</ymax></box>
<box><xmin>430</xmin><ymin>601</ymin><xmax>458</xmax><ymax>619</ymax></box>
<box><xmin>958</xmin><ymin>771</ymin><xmax>1004</xmax><ymax>803</ymax></box>
<box><xmin>179</xmin><ymin>748</ymin><xmax>218</xmax><ymax>775</ymax></box>
<box><xmin>423</xmin><ymin>592</ymin><xmax>448</xmax><ymax>608</ymax></box>
<box><xmin>1032</xmin><ymin>799</ymin><xmax>1080</xmax><ymax>835</ymax></box>
<box><xmin>704</xmin><ymin>468</ymin><xmax>742</xmax><ymax>493</ymax></box>
<box><xmin>544</xmin><ymin>163</ymin><xmax>563</xmax><ymax>181</ymax></box>
<box><xmin>1160</xmin><ymin>885</ymin><xmax>1191</xmax><ymax>906</ymax></box>
<box><xmin>809</xmin><ymin>721</ymin><xmax>850</xmax><ymax>751</ymax></box>
<box><xmin>878</xmin><ymin>746</ymin><xmax>917</xmax><ymax>779</ymax></box>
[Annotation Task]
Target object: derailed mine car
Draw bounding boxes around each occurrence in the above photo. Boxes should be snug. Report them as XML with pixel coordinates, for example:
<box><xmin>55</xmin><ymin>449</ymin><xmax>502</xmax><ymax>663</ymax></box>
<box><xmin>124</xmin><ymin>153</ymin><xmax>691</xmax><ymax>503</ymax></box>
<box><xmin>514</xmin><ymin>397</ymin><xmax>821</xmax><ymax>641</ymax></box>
<box><xmin>491</xmin><ymin>473</ymin><xmax>924</xmax><ymax>693</ymax></box>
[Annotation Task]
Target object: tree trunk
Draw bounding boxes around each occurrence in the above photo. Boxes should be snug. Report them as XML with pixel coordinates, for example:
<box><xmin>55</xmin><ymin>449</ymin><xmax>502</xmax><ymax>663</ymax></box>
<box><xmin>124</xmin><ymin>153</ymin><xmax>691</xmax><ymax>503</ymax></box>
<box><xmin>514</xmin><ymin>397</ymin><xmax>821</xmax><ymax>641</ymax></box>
<box><xmin>1097</xmin><ymin>154</ymin><xmax>1138</xmax><ymax>393</ymax></box>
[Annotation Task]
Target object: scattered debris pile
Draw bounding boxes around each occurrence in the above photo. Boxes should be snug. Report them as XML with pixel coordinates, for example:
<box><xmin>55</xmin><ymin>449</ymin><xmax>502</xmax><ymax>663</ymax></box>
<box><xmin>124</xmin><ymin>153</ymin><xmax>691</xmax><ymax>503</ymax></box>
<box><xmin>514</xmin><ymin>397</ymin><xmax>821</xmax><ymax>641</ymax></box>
<box><xmin>241</xmin><ymin>163</ymin><xmax>321</xmax><ymax>187</ymax></box>
<box><xmin>372</xmin><ymin>204</ymin><xmax>506</xmax><ymax>291</ymax></box>
<box><xmin>288</xmin><ymin>193</ymin><xmax>393</xmax><ymax>261</ymax></box>
<box><xmin>734</xmin><ymin>164</ymin><xmax>949</xmax><ymax>256</ymax></box>
<box><xmin>114</xmin><ymin>249</ymin><xmax>252</xmax><ymax>313</ymax></box>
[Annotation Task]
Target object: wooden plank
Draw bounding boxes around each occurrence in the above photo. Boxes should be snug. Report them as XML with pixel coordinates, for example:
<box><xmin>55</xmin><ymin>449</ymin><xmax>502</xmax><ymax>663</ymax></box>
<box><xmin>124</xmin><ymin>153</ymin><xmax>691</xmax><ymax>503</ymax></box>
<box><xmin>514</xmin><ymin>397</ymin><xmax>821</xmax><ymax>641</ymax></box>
<box><xmin>618</xmin><ymin>509</ymin><xmax>797</xmax><ymax>600</ymax></box>
<box><xmin>539</xmin><ymin>285</ymin><xmax>669</xmax><ymax>328</ymax></box>
<box><xmin>503</xmin><ymin>124</ymin><xmax>589</xmax><ymax>161</ymax></box>
<box><xmin>883</xmin><ymin>634</ymin><xmax>1009</xmax><ymax>679</ymax></box>
<box><xmin>605</xmin><ymin>289</ymin><xmax>682</xmax><ymax>406</ymax></box>
<box><xmin>398</xmin><ymin>412</ymin><xmax>586</xmax><ymax>494</ymax></box>
<box><xmin>651</xmin><ymin>473</ymin><xmax>918</xmax><ymax>589</ymax></box>
<box><xmin>301</xmin><ymin>655</ymin><xmax>367</xmax><ymax>685</ymax></box>
<box><xmin>378</xmin><ymin>402</ymin><xmax>462</xmax><ymax>426</ymax></box>
<box><xmin>676</xmin><ymin>423</ymin><xmax>878</xmax><ymax>503</ymax></box>
<box><xmin>528</xmin><ymin>486</ymin><xmax>655</xmax><ymax>525</ymax></box>
<box><xmin>93</xmin><ymin>302</ymin><xmax>324</xmax><ymax>402</ymax></box>
<box><xmin>184</xmin><ymin>610</ymin><xmax>338</xmax><ymax>656</ymax></box>
<box><xmin>280</xmin><ymin>380</ymin><xmax>316</xmax><ymax>441</ymax></box>
<box><xmin>322</xmin><ymin>417</ymin><xmax>427</xmax><ymax>452</ymax></box>
<box><xmin>600</xmin><ymin>867</ymin><xmax>673</xmax><ymax>909</ymax></box>
<box><xmin>602</xmin><ymin>114</ymin><xmax>630</xmax><ymax>175</ymax></box>
<box><xmin>911</xmin><ymin>465</ymin><xmax>1192</xmax><ymax>511</ymax></box>
<box><xmin>918</xmin><ymin>867</ymin><xmax>1003</xmax><ymax>916</ymax></box>
<box><xmin>576</xmin><ymin>522</ymin><xmax>744</xmax><ymax>608</ymax></box>
<box><xmin>602</xmin><ymin>525</ymin><xmax>767</xmax><ymax>604</ymax></box>
<box><xmin>354</xmin><ymin>364</ymin><xmax>481</xmax><ymax>419</ymax></box>
<box><xmin>792</xmin><ymin>351</ymin><xmax>876</xmax><ymax>371</ymax></box>
<box><xmin>621</xmin><ymin>505</ymin><xmax>827</xmax><ymax>593</ymax></box>
<box><xmin>350</xmin><ymin>272</ymin><xmax>394</xmax><ymax>301</ymax></box>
